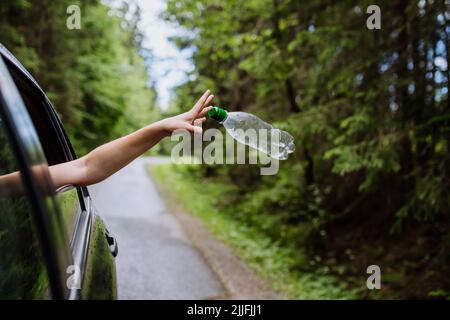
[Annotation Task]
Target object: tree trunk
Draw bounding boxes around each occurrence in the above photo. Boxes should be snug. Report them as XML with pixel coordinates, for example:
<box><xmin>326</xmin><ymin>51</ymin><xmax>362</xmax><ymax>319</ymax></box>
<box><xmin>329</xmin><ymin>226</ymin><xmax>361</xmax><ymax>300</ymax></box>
<box><xmin>271</xmin><ymin>0</ymin><xmax>300</xmax><ymax>113</ymax></box>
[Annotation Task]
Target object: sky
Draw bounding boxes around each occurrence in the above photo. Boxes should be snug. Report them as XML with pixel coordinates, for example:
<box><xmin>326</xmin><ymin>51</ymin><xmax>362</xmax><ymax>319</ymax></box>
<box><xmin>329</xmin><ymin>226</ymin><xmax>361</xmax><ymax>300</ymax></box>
<box><xmin>133</xmin><ymin>0</ymin><xmax>193</xmax><ymax>111</ymax></box>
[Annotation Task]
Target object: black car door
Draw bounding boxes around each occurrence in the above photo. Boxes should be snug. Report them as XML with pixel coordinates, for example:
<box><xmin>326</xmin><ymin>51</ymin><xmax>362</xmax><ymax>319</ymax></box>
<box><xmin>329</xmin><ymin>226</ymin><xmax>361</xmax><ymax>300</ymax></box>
<box><xmin>0</xmin><ymin>55</ymin><xmax>71</xmax><ymax>299</ymax></box>
<box><xmin>0</xmin><ymin>51</ymin><xmax>117</xmax><ymax>299</ymax></box>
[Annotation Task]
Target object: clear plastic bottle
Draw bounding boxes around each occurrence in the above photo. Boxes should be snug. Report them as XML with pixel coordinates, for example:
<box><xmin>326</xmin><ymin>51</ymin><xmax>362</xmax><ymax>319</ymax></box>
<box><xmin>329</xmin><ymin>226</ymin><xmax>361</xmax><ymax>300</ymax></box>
<box><xmin>207</xmin><ymin>107</ymin><xmax>295</xmax><ymax>160</ymax></box>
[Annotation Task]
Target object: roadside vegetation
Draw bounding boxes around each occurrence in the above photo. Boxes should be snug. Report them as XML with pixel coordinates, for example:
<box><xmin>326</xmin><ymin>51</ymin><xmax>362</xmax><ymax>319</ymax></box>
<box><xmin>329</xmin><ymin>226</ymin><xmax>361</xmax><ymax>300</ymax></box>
<box><xmin>160</xmin><ymin>0</ymin><xmax>450</xmax><ymax>299</ymax></box>
<box><xmin>150</xmin><ymin>163</ymin><xmax>364</xmax><ymax>299</ymax></box>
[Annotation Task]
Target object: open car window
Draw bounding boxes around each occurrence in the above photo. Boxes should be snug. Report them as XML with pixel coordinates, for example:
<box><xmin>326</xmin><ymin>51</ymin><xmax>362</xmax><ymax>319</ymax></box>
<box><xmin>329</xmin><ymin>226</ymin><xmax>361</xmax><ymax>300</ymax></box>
<box><xmin>5</xmin><ymin>60</ymin><xmax>84</xmax><ymax>246</ymax></box>
<box><xmin>5</xmin><ymin>65</ymin><xmax>68</xmax><ymax>166</ymax></box>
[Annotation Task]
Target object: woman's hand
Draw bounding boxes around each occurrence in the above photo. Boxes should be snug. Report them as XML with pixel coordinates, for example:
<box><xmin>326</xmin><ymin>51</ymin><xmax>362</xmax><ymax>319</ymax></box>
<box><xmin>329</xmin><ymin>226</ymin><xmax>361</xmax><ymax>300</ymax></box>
<box><xmin>159</xmin><ymin>90</ymin><xmax>214</xmax><ymax>136</ymax></box>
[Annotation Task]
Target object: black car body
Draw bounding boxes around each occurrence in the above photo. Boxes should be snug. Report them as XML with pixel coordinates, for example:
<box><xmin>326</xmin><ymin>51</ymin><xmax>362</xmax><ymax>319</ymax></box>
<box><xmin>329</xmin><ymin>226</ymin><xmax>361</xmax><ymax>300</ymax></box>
<box><xmin>0</xmin><ymin>43</ymin><xmax>117</xmax><ymax>299</ymax></box>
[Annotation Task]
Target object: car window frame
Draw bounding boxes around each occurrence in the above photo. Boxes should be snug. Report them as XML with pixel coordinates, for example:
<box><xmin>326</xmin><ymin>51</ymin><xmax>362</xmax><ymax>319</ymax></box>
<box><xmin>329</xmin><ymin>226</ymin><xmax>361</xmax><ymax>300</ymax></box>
<box><xmin>1</xmin><ymin>43</ymin><xmax>116</xmax><ymax>300</ymax></box>
<box><xmin>0</xmin><ymin>55</ymin><xmax>70</xmax><ymax>299</ymax></box>
<box><xmin>28</xmin><ymin>75</ymin><xmax>94</xmax><ymax>300</ymax></box>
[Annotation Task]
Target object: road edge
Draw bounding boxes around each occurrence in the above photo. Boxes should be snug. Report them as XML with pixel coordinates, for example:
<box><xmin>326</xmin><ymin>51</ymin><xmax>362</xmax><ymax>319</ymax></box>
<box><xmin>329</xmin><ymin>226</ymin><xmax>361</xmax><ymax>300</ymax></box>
<box><xmin>147</xmin><ymin>164</ymin><xmax>283</xmax><ymax>300</ymax></box>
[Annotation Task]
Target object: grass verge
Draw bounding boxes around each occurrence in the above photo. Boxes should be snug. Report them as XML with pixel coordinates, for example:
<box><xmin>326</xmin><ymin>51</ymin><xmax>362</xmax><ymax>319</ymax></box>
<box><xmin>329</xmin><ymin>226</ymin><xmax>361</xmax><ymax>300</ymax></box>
<box><xmin>148</xmin><ymin>163</ymin><xmax>361</xmax><ymax>299</ymax></box>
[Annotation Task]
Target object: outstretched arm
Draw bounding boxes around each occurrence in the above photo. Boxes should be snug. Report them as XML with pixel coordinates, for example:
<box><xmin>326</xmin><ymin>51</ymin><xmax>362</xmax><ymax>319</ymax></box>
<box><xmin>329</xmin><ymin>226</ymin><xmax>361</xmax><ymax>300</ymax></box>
<box><xmin>49</xmin><ymin>90</ymin><xmax>214</xmax><ymax>188</ymax></box>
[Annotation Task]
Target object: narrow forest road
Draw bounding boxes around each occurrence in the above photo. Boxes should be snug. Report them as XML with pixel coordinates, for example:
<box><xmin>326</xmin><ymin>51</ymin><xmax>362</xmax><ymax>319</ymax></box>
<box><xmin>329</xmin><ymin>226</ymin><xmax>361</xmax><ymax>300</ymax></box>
<box><xmin>88</xmin><ymin>157</ymin><xmax>225</xmax><ymax>299</ymax></box>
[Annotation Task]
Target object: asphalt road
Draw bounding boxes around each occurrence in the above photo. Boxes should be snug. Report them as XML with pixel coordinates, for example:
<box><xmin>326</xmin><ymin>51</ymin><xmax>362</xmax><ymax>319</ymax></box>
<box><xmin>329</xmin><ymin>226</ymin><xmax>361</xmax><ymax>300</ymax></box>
<box><xmin>88</xmin><ymin>157</ymin><xmax>225</xmax><ymax>299</ymax></box>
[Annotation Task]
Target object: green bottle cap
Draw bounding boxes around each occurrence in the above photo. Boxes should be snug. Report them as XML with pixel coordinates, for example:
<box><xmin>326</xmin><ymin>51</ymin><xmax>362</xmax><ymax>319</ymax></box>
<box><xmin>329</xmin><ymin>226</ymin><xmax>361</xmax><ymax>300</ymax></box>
<box><xmin>207</xmin><ymin>106</ymin><xmax>228</xmax><ymax>123</ymax></box>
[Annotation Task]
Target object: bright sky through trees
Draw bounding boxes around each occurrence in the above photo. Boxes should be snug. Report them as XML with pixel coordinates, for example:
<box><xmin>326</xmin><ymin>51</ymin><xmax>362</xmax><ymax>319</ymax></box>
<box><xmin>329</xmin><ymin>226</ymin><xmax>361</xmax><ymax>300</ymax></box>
<box><xmin>133</xmin><ymin>0</ymin><xmax>193</xmax><ymax>111</ymax></box>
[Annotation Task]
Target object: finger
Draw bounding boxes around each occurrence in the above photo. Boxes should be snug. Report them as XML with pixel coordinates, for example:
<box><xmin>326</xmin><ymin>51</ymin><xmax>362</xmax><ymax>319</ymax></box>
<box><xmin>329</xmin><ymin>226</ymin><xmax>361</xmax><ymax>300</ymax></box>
<box><xmin>199</xmin><ymin>106</ymin><xmax>213</xmax><ymax>117</ymax></box>
<box><xmin>193</xmin><ymin>94</ymin><xmax>214</xmax><ymax>116</ymax></box>
<box><xmin>202</xmin><ymin>94</ymin><xmax>215</xmax><ymax>110</ymax></box>
<box><xmin>191</xmin><ymin>90</ymin><xmax>211</xmax><ymax>114</ymax></box>
<box><xmin>193</xmin><ymin>117</ymin><xmax>207</xmax><ymax>126</ymax></box>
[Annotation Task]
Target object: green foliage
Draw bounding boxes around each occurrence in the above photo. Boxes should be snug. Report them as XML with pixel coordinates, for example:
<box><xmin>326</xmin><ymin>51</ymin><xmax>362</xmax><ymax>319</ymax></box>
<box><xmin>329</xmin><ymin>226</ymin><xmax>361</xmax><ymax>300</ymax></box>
<box><xmin>149</xmin><ymin>163</ymin><xmax>360</xmax><ymax>299</ymax></box>
<box><xmin>164</xmin><ymin>0</ymin><xmax>450</xmax><ymax>298</ymax></box>
<box><xmin>0</xmin><ymin>0</ymin><xmax>158</xmax><ymax>154</ymax></box>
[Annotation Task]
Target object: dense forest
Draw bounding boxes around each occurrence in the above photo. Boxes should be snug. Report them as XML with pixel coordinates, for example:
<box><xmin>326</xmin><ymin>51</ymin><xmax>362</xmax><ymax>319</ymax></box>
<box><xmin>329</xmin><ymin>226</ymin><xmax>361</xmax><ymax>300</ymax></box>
<box><xmin>164</xmin><ymin>0</ymin><xmax>450</xmax><ymax>298</ymax></box>
<box><xmin>1</xmin><ymin>0</ymin><xmax>449</xmax><ymax>299</ymax></box>
<box><xmin>0</xmin><ymin>0</ymin><xmax>158</xmax><ymax>154</ymax></box>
